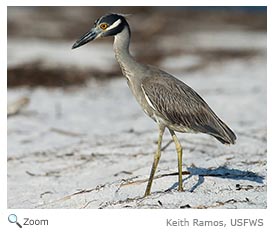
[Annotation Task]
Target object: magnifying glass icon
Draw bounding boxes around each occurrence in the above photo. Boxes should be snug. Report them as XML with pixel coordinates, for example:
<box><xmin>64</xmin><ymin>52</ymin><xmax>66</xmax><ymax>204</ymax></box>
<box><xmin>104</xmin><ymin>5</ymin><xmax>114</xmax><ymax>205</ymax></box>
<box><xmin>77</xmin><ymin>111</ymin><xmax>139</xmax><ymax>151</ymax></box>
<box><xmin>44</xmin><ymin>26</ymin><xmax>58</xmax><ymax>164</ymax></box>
<box><xmin>8</xmin><ymin>214</ymin><xmax>22</xmax><ymax>228</ymax></box>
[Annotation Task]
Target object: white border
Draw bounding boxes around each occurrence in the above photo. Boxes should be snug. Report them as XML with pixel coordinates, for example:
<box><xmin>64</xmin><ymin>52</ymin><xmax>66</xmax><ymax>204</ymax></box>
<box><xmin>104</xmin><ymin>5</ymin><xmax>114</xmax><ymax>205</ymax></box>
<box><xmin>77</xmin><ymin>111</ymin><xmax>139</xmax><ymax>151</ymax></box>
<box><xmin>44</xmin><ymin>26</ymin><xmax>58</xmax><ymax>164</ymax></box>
<box><xmin>1</xmin><ymin>1</ymin><xmax>270</xmax><ymax>234</ymax></box>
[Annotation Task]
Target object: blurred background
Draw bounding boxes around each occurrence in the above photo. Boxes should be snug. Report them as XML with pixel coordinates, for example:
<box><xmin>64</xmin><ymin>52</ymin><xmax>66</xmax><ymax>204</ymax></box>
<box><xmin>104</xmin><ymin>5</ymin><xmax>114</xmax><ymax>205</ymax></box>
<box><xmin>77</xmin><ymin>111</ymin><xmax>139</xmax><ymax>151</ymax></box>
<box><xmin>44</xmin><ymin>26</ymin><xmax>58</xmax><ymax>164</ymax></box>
<box><xmin>8</xmin><ymin>6</ymin><xmax>266</xmax><ymax>86</ymax></box>
<box><xmin>7</xmin><ymin>7</ymin><xmax>267</xmax><ymax>208</ymax></box>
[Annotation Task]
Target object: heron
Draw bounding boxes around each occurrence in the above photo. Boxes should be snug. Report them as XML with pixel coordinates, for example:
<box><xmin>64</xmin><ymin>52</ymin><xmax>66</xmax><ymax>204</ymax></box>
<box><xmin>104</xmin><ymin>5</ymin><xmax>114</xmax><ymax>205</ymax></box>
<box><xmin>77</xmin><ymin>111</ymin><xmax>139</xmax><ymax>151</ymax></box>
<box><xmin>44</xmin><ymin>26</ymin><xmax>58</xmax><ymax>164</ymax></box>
<box><xmin>72</xmin><ymin>13</ymin><xmax>236</xmax><ymax>196</ymax></box>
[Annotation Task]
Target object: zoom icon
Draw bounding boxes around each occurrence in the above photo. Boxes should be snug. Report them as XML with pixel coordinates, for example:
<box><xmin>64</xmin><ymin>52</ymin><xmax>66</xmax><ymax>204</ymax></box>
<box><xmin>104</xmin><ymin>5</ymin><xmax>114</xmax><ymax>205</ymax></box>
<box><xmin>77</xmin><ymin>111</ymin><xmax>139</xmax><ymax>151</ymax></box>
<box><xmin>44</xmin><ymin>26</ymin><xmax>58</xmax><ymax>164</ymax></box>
<box><xmin>8</xmin><ymin>214</ymin><xmax>22</xmax><ymax>228</ymax></box>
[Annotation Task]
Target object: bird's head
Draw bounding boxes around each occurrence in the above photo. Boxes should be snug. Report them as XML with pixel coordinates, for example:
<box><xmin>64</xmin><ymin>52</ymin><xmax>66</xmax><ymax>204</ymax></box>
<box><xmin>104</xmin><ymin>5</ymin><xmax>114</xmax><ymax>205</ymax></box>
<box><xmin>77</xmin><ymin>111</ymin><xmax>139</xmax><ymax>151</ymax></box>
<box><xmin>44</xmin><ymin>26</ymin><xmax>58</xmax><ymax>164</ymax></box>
<box><xmin>72</xmin><ymin>13</ymin><xmax>129</xmax><ymax>49</ymax></box>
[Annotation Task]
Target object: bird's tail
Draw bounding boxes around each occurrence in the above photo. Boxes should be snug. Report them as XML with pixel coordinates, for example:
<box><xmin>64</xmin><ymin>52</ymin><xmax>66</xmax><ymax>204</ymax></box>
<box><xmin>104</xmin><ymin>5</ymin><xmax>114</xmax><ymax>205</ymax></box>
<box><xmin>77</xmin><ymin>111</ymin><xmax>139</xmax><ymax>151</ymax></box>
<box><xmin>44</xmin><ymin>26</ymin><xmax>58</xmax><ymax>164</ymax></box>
<box><xmin>208</xmin><ymin>118</ymin><xmax>237</xmax><ymax>145</ymax></box>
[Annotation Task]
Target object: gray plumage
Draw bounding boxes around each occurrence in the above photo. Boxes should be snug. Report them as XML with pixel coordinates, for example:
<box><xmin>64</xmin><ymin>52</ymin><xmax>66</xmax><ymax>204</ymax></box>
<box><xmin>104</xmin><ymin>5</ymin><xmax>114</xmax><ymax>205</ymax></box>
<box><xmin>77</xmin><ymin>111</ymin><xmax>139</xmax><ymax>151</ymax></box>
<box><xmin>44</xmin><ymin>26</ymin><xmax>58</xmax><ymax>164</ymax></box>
<box><xmin>141</xmin><ymin>69</ymin><xmax>236</xmax><ymax>144</ymax></box>
<box><xmin>72</xmin><ymin>13</ymin><xmax>236</xmax><ymax>196</ymax></box>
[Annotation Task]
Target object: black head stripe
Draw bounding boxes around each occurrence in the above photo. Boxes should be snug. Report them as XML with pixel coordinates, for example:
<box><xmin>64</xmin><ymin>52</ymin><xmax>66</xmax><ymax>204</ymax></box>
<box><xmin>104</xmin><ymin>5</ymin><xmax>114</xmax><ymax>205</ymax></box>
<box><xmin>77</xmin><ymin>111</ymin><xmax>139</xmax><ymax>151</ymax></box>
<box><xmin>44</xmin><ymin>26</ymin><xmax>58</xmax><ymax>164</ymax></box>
<box><xmin>96</xmin><ymin>13</ymin><xmax>129</xmax><ymax>37</ymax></box>
<box><xmin>98</xmin><ymin>13</ymin><xmax>125</xmax><ymax>25</ymax></box>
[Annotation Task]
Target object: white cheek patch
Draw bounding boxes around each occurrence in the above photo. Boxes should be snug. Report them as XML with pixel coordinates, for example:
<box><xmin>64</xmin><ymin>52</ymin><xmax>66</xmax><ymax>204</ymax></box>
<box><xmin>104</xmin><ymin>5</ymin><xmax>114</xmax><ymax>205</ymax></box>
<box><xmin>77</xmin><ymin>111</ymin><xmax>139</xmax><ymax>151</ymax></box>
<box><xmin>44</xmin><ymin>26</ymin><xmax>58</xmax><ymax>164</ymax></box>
<box><xmin>106</xmin><ymin>19</ymin><xmax>122</xmax><ymax>31</ymax></box>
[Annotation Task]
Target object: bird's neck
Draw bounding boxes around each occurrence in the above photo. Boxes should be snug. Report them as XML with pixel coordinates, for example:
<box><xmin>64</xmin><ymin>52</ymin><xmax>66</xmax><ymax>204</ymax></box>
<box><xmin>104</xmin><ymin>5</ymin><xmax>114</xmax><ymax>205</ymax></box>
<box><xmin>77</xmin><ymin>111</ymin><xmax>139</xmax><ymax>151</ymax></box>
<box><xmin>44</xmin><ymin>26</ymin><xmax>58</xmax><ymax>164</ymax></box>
<box><xmin>113</xmin><ymin>26</ymin><xmax>137</xmax><ymax>79</ymax></box>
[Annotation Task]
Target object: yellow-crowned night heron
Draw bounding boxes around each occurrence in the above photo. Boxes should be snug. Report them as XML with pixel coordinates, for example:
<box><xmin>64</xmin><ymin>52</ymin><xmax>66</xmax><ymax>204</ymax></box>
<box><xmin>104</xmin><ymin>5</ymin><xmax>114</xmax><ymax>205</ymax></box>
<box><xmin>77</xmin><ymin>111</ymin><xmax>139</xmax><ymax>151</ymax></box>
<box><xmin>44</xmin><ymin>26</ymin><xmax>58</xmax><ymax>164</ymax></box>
<box><xmin>72</xmin><ymin>13</ymin><xmax>236</xmax><ymax>196</ymax></box>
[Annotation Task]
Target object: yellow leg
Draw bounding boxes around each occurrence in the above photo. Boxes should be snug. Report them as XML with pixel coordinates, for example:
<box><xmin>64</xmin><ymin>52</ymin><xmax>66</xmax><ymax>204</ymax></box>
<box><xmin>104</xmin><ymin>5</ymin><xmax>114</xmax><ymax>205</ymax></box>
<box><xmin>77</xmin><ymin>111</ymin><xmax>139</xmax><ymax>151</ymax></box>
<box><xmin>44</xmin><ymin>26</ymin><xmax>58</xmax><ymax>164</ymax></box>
<box><xmin>169</xmin><ymin>129</ymin><xmax>184</xmax><ymax>191</ymax></box>
<box><xmin>144</xmin><ymin>126</ymin><xmax>165</xmax><ymax>197</ymax></box>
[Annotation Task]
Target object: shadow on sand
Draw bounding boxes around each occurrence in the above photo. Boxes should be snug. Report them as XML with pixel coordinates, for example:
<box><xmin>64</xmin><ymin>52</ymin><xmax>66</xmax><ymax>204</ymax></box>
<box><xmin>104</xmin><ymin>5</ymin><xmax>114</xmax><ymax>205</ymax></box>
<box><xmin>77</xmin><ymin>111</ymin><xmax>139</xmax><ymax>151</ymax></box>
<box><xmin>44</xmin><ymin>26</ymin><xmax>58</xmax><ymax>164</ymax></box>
<box><xmin>168</xmin><ymin>166</ymin><xmax>265</xmax><ymax>192</ymax></box>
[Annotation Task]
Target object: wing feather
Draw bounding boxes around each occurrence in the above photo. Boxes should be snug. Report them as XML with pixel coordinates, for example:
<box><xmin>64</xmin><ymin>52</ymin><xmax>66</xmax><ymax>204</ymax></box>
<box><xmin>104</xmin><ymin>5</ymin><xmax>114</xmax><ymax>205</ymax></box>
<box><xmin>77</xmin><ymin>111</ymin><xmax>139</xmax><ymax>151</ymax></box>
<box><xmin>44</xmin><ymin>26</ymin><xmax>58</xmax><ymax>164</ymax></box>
<box><xmin>141</xmin><ymin>73</ymin><xmax>236</xmax><ymax>144</ymax></box>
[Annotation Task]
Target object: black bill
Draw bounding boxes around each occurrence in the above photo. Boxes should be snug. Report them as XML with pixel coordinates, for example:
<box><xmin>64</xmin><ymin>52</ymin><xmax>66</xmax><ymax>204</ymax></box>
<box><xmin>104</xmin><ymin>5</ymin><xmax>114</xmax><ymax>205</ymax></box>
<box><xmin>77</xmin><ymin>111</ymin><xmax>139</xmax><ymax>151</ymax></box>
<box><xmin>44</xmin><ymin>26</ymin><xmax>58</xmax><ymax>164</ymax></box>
<box><xmin>72</xmin><ymin>29</ymin><xmax>98</xmax><ymax>49</ymax></box>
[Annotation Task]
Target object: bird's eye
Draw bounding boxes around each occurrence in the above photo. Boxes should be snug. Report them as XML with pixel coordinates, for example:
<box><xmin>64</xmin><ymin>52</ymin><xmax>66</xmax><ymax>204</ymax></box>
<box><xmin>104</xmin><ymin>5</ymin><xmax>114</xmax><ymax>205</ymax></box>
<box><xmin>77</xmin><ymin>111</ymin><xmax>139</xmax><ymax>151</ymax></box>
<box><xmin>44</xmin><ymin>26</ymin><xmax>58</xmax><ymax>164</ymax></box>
<box><xmin>100</xmin><ymin>23</ymin><xmax>108</xmax><ymax>30</ymax></box>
